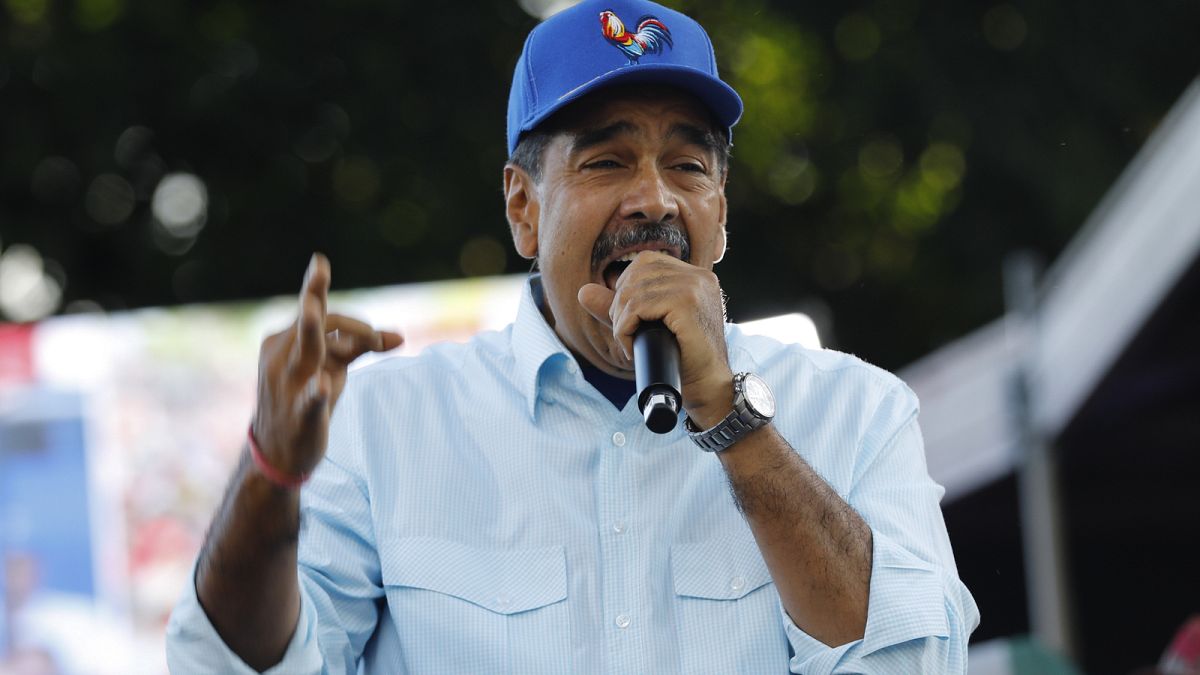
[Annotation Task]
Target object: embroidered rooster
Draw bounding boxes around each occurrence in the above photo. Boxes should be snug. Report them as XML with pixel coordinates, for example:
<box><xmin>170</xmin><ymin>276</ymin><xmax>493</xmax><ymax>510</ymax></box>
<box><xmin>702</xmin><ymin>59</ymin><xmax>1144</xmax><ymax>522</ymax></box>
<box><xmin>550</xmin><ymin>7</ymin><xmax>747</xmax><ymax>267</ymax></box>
<box><xmin>599</xmin><ymin>10</ymin><xmax>672</xmax><ymax>63</ymax></box>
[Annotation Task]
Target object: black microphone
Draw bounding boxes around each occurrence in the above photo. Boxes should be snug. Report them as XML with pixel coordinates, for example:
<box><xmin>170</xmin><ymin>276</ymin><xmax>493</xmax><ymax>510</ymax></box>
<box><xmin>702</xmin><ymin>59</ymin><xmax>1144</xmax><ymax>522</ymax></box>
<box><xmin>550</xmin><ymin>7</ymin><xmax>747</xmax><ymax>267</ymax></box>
<box><xmin>634</xmin><ymin>320</ymin><xmax>682</xmax><ymax>434</ymax></box>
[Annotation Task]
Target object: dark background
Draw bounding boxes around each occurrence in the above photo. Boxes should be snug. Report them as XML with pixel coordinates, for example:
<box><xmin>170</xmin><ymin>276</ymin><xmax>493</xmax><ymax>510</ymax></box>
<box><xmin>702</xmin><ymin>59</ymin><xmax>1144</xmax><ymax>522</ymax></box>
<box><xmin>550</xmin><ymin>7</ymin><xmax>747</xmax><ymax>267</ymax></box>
<box><xmin>4</xmin><ymin>0</ymin><xmax>1198</xmax><ymax>372</ymax></box>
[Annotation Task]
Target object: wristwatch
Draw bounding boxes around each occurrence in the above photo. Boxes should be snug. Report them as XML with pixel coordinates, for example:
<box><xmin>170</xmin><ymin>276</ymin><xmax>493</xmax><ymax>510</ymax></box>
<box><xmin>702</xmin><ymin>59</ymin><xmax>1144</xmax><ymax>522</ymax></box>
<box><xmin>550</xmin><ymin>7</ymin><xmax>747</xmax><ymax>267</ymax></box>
<box><xmin>685</xmin><ymin>372</ymin><xmax>776</xmax><ymax>452</ymax></box>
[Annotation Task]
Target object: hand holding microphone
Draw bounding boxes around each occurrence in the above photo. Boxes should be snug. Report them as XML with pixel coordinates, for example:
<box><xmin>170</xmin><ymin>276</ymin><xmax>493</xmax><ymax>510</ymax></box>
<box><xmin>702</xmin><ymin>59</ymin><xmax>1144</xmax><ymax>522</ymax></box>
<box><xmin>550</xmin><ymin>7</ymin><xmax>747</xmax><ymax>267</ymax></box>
<box><xmin>577</xmin><ymin>250</ymin><xmax>733</xmax><ymax>435</ymax></box>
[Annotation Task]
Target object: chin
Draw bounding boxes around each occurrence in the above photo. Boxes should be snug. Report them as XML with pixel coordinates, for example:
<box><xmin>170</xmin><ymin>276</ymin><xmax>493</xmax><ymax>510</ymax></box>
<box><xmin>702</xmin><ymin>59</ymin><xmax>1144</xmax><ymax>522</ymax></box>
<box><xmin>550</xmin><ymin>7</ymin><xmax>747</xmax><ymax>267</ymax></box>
<box><xmin>602</xmin><ymin>343</ymin><xmax>634</xmax><ymax>375</ymax></box>
<box><xmin>580</xmin><ymin>332</ymin><xmax>616</xmax><ymax>370</ymax></box>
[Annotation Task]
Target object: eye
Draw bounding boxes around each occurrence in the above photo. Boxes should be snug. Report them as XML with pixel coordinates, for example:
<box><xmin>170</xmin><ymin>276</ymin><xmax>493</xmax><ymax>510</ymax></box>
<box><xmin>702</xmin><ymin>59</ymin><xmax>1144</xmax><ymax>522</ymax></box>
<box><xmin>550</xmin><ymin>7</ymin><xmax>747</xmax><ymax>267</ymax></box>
<box><xmin>673</xmin><ymin>160</ymin><xmax>708</xmax><ymax>174</ymax></box>
<box><xmin>582</xmin><ymin>158</ymin><xmax>623</xmax><ymax>170</ymax></box>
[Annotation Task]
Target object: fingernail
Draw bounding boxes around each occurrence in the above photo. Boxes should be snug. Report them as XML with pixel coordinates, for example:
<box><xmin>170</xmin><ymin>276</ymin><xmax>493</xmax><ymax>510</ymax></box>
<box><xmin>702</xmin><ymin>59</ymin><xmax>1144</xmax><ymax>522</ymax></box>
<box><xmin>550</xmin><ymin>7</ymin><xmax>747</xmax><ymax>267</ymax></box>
<box><xmin>305</xmin><ymin>254</ymin><xmax>317</xmax><ymax>281</ymax></box>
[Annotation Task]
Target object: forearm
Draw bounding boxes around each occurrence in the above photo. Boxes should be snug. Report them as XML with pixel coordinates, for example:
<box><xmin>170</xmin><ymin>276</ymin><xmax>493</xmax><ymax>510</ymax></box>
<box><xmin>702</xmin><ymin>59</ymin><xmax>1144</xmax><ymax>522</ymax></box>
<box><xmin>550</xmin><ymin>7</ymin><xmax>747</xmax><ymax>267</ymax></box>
<box><xmin>196</xmin><ymin>446</ymin><xmax>303</xmax><ymax>671</ymax></box>
<box><xmin>717</xmin><ymin>425</ymin><xmax>872</xmax><ymax>647</ymax></box>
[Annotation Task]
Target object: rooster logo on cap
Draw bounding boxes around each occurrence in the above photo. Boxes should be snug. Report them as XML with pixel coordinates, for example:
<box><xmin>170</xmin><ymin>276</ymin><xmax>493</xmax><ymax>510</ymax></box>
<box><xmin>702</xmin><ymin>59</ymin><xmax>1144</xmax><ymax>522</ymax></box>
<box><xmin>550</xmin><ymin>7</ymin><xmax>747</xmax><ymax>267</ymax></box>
<box><xmin>600</xmin><ymin>10</ymin><xmax>672</xmax><ymax>63</ymax></box>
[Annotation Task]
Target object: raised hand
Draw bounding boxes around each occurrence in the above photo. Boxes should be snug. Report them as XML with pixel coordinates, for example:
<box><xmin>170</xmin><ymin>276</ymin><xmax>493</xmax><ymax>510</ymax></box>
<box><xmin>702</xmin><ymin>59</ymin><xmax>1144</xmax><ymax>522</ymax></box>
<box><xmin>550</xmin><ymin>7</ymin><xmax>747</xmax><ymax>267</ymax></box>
<box><xmin>251</xmin><ymin>253</ymin><xmax>403</xmax><ymax>480</ymax></box>
<box><xmin>194</xmin><ymin>253</ymin><xmax>402</xmax><ymax>669</ymax></box>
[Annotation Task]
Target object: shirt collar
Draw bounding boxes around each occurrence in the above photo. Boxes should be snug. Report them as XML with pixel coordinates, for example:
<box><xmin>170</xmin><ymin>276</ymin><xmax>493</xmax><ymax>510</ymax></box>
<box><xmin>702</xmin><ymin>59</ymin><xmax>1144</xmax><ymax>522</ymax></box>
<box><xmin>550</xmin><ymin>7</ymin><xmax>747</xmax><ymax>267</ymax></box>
<box><xmin>511</xmin><ymin>274</ymin><xmax>573</xmax><ymax>420</ymax></box>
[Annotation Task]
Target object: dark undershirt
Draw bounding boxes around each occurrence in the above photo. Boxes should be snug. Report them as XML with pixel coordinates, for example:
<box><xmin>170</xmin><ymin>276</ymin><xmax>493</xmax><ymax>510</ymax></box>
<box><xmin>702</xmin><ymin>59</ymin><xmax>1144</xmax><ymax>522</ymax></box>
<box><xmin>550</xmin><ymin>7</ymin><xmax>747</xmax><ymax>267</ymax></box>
<box><xmin>581</xmin><ymin>363</ymin><xmax>636</xmax><ymax>411</ymax></box>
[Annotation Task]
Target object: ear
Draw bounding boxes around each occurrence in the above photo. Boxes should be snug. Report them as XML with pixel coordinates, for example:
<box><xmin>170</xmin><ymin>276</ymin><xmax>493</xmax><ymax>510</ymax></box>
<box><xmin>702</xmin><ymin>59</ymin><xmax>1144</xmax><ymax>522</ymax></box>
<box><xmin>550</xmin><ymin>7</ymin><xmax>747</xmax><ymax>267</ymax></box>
<box><xmin>504</xmin><ymin>165</ymin><xmax>540</xmax><ymax>260</ymax></box>
<box><xmin>712</xmin><ymin>173</ymin><xmax>728</xmax><ymax>264</ymax></box>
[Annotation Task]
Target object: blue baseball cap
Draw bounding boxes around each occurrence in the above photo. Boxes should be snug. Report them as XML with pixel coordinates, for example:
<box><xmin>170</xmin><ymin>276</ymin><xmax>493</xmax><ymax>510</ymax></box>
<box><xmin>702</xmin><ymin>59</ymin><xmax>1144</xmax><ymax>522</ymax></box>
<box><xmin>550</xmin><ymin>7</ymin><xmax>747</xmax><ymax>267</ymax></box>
<box><xmin>506</xmin><ymin>0</ymin><xmax>744</xmax><ymax>156</ymax></box>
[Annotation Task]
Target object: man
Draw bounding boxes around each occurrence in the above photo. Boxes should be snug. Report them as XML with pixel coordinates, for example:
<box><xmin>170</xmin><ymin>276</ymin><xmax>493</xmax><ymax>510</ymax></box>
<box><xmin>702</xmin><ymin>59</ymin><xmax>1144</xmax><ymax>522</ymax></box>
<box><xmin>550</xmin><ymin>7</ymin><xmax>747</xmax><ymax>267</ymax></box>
<box><xmin>166</xmin><ymin>0</ymin><xmax>979</xmax><ymax>672</ymax></box>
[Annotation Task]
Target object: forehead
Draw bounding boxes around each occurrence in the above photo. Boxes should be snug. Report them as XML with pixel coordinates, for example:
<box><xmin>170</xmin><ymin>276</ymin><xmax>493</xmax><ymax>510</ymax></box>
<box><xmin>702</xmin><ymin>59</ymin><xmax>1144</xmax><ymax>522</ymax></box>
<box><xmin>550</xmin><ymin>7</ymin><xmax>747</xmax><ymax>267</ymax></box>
<box><xmin>545</xmin><ymin>85</ymin><xmax>720</xmax><ymax>146</ymax></box>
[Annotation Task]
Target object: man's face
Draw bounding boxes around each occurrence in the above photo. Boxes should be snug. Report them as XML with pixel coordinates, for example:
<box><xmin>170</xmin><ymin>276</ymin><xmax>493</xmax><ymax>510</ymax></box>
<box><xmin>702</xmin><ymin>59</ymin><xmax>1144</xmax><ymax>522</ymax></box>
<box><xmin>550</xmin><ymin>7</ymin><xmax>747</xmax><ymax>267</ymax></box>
<box><xmin>505</xmin><ymin>88</ymin><xmax>728</xmax><ymax>377</ymax></box>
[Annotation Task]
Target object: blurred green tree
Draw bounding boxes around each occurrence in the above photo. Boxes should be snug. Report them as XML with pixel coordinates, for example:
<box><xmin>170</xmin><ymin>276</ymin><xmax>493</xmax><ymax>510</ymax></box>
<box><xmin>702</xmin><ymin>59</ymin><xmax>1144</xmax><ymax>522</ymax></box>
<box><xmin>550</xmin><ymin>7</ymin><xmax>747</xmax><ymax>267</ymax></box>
<box><xmin>1</xmin><ymin>0</ymin><xmax>1197</xmax><ymax>369</ymax></box>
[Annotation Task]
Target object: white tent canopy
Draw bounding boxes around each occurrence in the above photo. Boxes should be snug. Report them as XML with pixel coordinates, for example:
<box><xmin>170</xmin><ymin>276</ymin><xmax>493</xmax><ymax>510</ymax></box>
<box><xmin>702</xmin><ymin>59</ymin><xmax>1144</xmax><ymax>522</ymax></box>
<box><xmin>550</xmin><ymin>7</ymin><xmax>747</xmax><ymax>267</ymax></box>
<box><xmin>902</xmin><ymin>78</ymin><xmax>1200</xmax><ymax>501</ymax></box>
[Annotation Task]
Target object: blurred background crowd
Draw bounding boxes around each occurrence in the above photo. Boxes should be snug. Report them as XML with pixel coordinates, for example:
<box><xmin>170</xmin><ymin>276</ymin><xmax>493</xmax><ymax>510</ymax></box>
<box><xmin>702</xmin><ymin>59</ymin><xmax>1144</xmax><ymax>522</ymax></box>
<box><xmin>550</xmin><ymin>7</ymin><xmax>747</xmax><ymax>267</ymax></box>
<box><xmin>2</xmin><ymin>0</ymin><xmax>1199</xmax><ymax>673</ymax></box>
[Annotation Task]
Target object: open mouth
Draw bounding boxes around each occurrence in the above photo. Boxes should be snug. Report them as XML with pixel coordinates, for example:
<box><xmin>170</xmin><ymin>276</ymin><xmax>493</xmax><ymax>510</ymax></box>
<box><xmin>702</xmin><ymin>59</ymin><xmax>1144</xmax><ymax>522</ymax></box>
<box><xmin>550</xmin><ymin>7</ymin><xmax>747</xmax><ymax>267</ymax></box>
<box><xmin>592</xmin><ymin>222</ymin><xmax>691</xmax><ymax>290</ymax></box>
<box><xmin>603</xmin><ymin>259</ymin><xmax>633</xmax><ymax>290</ymax></box>
<box><xmin>601</xmin><ymin>248</ymin><xmax>677</xmax><ymax>289</ymax></box>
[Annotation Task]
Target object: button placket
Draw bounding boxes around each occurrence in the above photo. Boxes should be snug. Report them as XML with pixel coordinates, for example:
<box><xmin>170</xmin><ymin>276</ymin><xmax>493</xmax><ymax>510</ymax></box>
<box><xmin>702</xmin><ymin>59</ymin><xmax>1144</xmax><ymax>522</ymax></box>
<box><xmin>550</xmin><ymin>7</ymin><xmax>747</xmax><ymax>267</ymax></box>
<box><xmin>596</xmin><ymin>418</ymin><xmax>638</xmax><ymax>667</ymax></box>
<box><xmin>608</xmin><ymin>431</ymin><xmax>629</xmax><ymax>535</ymax></box>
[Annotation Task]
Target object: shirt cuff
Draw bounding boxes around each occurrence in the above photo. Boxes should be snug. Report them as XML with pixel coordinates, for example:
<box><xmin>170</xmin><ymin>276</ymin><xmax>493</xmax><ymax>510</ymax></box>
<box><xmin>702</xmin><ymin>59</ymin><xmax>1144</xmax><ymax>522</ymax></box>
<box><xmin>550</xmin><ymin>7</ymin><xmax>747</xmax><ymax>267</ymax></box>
<box><xmin>165</xmin><ymin>558</ymin><xmax>323</xmax><ymax>675</ymax></box>
<box><xmin>782</xmin><ymin>530</ymin><xmax>951</xmax><ymax>672</ymax></box>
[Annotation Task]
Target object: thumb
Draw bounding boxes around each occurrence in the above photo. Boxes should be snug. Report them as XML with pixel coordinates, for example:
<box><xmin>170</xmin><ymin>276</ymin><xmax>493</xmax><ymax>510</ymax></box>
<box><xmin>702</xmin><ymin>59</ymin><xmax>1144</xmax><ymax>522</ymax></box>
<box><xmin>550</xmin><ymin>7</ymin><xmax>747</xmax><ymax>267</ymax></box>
<box><xmin>577</xmin><ymin>283</ymin><xmax>615</xmax><ymax>327</ymax></box>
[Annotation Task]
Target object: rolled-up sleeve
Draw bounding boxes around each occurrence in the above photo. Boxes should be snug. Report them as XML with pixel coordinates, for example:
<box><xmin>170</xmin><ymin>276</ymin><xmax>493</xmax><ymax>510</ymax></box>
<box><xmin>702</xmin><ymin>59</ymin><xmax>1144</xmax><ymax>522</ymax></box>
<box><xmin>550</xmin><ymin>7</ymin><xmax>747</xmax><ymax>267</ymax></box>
<box><xmin>166</xmin><ymin>381</ymin><xmax>385</xmax><ymax>674</ymax></box>
<box><xmin>165</xmin><ymin>558</ymin><xmax>324</xmax><ymax>674</ymax></box>
<box><xmin>784</xmin><ymin>386</ymin><xmax>980</xmax><ymax>674</ymax></box>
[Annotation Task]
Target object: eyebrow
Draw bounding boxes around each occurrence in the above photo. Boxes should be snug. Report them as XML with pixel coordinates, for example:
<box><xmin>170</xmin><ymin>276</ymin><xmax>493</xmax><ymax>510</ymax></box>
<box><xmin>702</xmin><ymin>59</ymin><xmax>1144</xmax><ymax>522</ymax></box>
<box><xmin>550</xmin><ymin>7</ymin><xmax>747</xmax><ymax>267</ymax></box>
<box><xmin>568</xmin><ymin>121</ymin><xmax>637</xmax><ymax>156</ymax></box>
<box><xmin>665</xmin><ymin>123</ymin><xmax>724</xmax><ymax>158</ymax></box>
<box><xmin>567</xmin><ymin>120</ymin><xmax>723</xmax><ymax>158</ymax></box>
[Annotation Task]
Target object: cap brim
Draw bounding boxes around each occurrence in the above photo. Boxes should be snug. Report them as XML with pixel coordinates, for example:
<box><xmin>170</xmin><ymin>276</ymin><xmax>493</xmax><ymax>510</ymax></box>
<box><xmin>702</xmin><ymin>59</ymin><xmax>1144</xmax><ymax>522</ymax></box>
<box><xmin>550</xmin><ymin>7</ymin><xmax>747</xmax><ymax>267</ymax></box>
<box><xmin>519</xmin><ymin>63</ymin><xmax>743</xmax><ymax>143</ymax></box>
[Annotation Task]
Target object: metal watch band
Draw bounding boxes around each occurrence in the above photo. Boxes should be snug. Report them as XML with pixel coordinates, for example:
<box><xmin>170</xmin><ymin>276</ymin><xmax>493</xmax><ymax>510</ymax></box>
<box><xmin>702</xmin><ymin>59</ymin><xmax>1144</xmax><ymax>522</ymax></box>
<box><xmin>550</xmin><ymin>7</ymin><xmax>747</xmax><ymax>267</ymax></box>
<box><xmin>685</xmin><ymin>373</ymin><xmax>772</xmax><ymax>452</ymax></box>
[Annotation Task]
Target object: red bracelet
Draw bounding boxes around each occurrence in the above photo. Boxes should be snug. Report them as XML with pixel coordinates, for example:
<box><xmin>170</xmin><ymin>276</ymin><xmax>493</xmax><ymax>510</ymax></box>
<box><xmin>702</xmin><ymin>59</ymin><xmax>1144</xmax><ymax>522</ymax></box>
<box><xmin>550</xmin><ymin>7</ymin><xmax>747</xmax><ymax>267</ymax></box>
<box><xmin>247</xmin><ymin>426</ymin><xmax>310</xmax><ymax>490</ymax></box>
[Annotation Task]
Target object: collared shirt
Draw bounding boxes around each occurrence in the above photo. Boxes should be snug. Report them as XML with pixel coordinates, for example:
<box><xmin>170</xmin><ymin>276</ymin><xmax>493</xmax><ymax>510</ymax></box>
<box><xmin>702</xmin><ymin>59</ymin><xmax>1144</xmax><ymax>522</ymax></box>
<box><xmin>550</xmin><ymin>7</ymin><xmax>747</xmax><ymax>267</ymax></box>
<box><xmin>167</xmin><ymin>280</ymin><xmax>979</xmax><ymax>674</ymax></box>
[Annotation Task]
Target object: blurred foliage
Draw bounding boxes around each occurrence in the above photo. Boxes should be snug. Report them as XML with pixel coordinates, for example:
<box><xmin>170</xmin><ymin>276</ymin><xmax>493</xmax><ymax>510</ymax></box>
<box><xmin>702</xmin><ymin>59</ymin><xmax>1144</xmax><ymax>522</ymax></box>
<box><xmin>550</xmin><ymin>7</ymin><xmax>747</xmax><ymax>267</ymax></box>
<box><xmin>2</xmin><ymin>0</ymin><xmax>1198</xmax><ymax>368</ymax></box>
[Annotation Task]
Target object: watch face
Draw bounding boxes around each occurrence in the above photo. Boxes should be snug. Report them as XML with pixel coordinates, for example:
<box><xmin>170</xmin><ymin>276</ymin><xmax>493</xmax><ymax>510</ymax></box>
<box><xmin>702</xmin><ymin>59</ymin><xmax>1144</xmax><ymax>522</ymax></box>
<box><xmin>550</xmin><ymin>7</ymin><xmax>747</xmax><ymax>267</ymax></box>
<box><xmin>742</xmin><ymin>374</ymin><xmax>776</xmax><ymax>418</ymax></box>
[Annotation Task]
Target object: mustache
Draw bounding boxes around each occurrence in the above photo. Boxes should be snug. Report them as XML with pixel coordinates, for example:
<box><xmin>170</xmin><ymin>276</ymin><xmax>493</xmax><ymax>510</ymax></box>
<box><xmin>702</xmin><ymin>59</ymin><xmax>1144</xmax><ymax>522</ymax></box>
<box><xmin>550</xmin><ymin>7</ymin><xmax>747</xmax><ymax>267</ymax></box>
<box><xmin>591</xmin><ymin>221</ymin><xmax>692</xmax><ymax>270</ymax></box>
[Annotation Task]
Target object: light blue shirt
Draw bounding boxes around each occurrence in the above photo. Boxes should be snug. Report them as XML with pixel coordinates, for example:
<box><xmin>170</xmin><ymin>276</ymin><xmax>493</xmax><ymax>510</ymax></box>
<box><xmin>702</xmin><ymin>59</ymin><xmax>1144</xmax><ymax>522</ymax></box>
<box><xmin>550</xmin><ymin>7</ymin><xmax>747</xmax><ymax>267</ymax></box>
<box><xmin>167</xmin><ymin>280</ymin><xmax>978</xmax><ymax>674</ymax></box>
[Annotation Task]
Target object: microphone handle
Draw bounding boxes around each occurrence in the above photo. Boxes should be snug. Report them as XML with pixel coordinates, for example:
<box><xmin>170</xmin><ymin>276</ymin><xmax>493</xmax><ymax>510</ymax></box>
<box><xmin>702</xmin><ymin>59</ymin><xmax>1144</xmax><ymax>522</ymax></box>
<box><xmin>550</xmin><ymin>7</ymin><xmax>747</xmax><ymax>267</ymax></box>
<box><xmin>634</xmin><ymin>320</ymin><xmax>682</xmax><ymax>434</ymax></box>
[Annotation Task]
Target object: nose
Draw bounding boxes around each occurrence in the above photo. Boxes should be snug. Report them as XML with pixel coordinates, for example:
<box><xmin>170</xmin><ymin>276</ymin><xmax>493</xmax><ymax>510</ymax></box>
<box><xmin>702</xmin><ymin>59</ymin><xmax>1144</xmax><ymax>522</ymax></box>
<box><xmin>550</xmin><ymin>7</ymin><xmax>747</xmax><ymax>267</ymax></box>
<box><xmin>619</xmin><ymin>164</ymin><xmax>679</xmax><ymax>225</ymax></box>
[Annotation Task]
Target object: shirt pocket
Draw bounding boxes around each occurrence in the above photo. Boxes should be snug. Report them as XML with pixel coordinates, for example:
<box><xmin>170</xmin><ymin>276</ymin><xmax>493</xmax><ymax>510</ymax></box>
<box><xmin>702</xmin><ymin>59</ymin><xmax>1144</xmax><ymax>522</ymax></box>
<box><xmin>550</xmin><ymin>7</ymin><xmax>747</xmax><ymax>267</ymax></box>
<box><xmin>378</xmin><ymin>536</ymin><xmax>570</xmax><ymax>674</ymax></box>
<box><xmin>671</xmin><ymin>532</ymin><xmax>790</xmax><ymax>674</ymax></box>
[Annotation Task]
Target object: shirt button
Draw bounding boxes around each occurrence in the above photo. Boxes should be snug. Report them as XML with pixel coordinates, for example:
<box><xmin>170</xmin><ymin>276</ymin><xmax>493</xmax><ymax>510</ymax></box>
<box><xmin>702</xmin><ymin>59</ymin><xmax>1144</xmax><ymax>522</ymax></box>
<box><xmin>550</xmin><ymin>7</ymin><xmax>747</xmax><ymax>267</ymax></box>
<box><xmin>730</xmin><ymin>576</ymin><xmax>746</xmax><ymax>593</ymax></box>
<box><xmin>567</xmin><ymin>361</ymin><xmax>579</xmax><ymax>375</ymax></box>
<box><xmin>612</xmin><ymin>520</ymin><xmax>626</xmax><ymax>534</ymax></box>
<box><xmin>615</xmin><ymin>613</ymin><xmax>631</xmax><ymax>629</ymax></box>
<box><xmin>611</xmin><ymin>432</ymin><xmax>626</xmax><ymax>447</ymax></box>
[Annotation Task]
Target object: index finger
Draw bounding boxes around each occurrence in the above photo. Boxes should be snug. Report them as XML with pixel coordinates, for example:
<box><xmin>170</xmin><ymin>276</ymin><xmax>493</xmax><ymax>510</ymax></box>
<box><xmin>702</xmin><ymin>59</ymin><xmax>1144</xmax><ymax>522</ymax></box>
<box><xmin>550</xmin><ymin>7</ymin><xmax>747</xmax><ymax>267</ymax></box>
<box><xmin>295</xmin><ymin>253</ymin><xmax>331</xmax><ymax>372</ymax></box>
